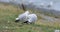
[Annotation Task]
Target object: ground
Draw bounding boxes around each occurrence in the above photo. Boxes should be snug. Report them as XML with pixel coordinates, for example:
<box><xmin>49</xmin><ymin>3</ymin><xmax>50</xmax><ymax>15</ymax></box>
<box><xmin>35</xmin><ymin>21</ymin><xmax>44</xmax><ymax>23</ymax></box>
<box><xmin>0</xmin><ymin>3</ymin><xmax>60</xmax><ymax>32</ymax></box>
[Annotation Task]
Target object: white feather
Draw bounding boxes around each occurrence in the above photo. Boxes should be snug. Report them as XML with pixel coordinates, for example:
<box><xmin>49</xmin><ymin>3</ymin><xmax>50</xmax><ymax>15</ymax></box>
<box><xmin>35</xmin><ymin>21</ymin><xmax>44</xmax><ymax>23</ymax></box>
<box><xmin>27</xmin><ymin>14</ymin><xmax>37</xmax><ymax>23</ymax></box>
<box><xmin>16</xmin><ymin>11</ymin><xmax>29</xmax><ymax>22</ymax></box>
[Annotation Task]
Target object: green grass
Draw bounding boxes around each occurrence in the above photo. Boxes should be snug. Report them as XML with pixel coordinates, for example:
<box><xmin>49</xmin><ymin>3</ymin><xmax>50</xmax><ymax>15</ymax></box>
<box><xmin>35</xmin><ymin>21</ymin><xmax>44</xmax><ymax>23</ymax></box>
<box><xmin>0</xmin><ymin>3</ymin><xmax>60</xmax><ymax>32</ymax></box>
